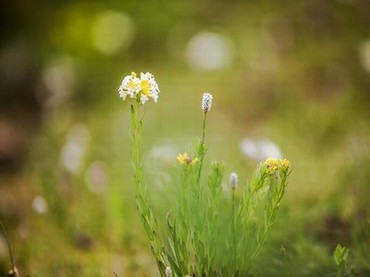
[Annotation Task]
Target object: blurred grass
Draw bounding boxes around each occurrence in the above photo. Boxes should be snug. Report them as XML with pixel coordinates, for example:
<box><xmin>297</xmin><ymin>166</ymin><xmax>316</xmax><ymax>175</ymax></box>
<box><xmin>1</xmin><ymin>0</ymin><xmax>370</xmax><ymax>276</ymax></box>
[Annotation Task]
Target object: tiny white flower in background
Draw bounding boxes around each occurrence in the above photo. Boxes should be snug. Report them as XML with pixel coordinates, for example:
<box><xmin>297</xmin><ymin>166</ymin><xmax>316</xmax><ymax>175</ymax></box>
<box><xmin>85</xmin><ymin>160</ymin><xmax>108</xmax><ymax>194</ymax></box>
<box><xmin>165</xmin><ymin>266</ymin><xmax>172</xmax><ymax>277</ymax></box>
<box><xmin>60</xmin><ymin>124</ymin><xmax>91</xmax><ymax>174</ymax></box>
<box><xmin>186</xmin><ymin>31</ymin><xmax>235</xmax><ymax>71</ymax></box>
<box><xmin>118</xmin><ymin>71</ymin><xmax>160</xmax><ymax>104</ymax></box>
<box><xmin>147</xmin><ymin>144</ymin><xmax>179</xmax><ymax>168</ymax></box>
<box><xmin>230</xmin><ymin>172</ymin><xmax>238</xmax><ymax>190</ymax></box>
<box><xmin>240</xmin><ymin>138</ymin><xmax>282</xmax><ymax>162</ymax></box>
<box><xmin>202</xmin><ymin>92</ymin><xmax>213</xmax><ymax>112</ymax></box>
<box><xmin>32</xmin><ymin>196</ymin><xmax>48</xmax><ymax>214</ymax></box>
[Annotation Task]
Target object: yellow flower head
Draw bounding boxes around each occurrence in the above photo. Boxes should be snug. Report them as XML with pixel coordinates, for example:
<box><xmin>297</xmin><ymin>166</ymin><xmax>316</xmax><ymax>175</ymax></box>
<box><xmin>264</xmin><ymin>157</ymin><xmax>279</xmax><ymax>175</ymax></box>
<box><xmin>118</xmin><ymin>71</ymin><xmax>160</xmax><ymax>104</ymax></box>
<box><xmin>263</xmin><ymin>157</ymin><xmax>291</xmax><ymax>175</ymax></box>
<box><xmin>279</xmin><ymin>158</ymin><xmax>291</xmax><ymax>172</ymax></box>
<box><xmin>177</xmin><ymin>152</ymin><xmax>198</xmax><ymax>165</ymax></box>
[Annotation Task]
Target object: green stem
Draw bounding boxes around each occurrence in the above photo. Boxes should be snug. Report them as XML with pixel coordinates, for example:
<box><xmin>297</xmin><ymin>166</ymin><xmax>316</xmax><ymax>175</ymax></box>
<box><xmin>196</xmin><ymin>112</ymin><xmax>207</xmax><ymax>186</ymax></box>
<box><xmin>0</xmin><ymin>219</ymin><xmax>16</xmax><ymax>273</ymax></box>
<box><xmin>130</xmin><ymin>102</ymin><xmax>141</xmax><ymax>181</ymax></box>
<box><xmin>232</xmin><ymin>191</ymin><xmax>237</xmax><ymax>273</ymax></box>
<box><xmin>201</xmin><ymin>111</ymin><xmax>207</xmax><ymax>143</ymax></box>
<box><xmin>129</xmin><ymin>103</ymin><xmax>167</xmax><ymax>276</ymax></box>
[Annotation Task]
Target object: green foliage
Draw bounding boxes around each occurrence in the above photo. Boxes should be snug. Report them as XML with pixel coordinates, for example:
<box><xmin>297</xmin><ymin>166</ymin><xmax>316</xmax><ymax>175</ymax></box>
<box><xmin>333</xmin><ymin>244</ymin><xmax>354</xmax><ymax>277</ymax></box>
<box><xmin>127</xmin><ymin>94</ymin><xmax>291</xmax><ymax>276</ymax></box>
<box><xmin>2</xmin><ymin>1</ymin><xmax>370</xmax><ymax>275</ymax></box>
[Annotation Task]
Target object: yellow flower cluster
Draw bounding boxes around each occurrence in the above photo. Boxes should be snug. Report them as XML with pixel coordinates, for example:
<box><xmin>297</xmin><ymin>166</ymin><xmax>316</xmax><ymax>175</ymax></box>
<box><xmin>177</xmin><ymin>152</ymin><xmax>198</xmax><ymax>165</ymax></box>
<box><xmin>264</xmin><ymin>157</ymin><xmax>291</xmax><ymax>175</ymax></box>
<box><xmin>279</xmin><ymin>158</ymin><xmax>291</xmax><ymax>172</ymax></box>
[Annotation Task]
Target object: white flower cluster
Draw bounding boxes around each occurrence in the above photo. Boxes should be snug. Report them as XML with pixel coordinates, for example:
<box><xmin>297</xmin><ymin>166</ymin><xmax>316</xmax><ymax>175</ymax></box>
<box><xmin>201</xmin><ymin>92</ymin><xmax>213</xmax><ymax>112</ymax></box>
<box><xmin>118</xmin><ymin>72</ymin><xmax>160</xmax><ymax>104</ymax></box>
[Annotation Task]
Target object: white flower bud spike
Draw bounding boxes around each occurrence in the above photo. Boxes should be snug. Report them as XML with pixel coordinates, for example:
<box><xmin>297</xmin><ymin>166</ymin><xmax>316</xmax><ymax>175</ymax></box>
<box><xmin>165</xmin><ymin>266</ymin><xmax>173</xmax><ymax>277</ymax></box>
<box><xmin>202</xmin><ymin>92</ymin><xmax>213</xmax><ymax>113</ymax></box>
<box><xmin>230</xmin><ymin>172</ymin><xmax>238</xmax><ymax>190</ymax></box>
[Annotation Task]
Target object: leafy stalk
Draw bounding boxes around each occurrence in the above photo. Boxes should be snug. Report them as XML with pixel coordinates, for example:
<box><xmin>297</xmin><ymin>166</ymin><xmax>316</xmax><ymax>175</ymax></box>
<box><xmin>129</xmin><ymin>103</ymin><xmax>167</xmax><ymax>276</ymax></box>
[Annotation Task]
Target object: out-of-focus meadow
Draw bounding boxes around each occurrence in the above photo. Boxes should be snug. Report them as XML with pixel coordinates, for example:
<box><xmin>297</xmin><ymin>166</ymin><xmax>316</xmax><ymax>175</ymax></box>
<box><xmin>1</xmin><ymin>0</ymin><xmax>370</xmax><ymax>276</ymax></box>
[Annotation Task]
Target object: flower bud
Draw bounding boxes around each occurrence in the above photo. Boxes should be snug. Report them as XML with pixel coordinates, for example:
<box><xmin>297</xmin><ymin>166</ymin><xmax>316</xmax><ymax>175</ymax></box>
<box><xmin>229</xmin><ymin>172</ymin><xmax>238</xmax><ymax>190</ymax></box>
<box><xmin>165</xmin><ymin>266</ymin><xmax>173</xmax><ymax>277</ymax></box>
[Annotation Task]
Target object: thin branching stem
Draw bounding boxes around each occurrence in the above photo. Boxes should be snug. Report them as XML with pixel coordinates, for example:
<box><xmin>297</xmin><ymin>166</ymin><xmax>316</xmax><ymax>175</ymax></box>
<box><xmin>0</xmin><ymin>219</ymin><xmax>16</xmax><ymax>273</ymax></box>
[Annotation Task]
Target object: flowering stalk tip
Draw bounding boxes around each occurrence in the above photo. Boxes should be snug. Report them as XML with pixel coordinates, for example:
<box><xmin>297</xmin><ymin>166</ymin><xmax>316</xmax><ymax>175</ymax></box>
<box><xmin>263</xmin><ymin>157</ymin><xmax>291</xmax><ymax>175</ymax></box>
<box><xmin>177</xmin><ymin>152</ymin><xmax>198</xmax><ymax>165</ymax></box>
<box><xmin>230</xmin><ymin>172</ymin><xmax>238</xmax><ymax>190</ymax></box>
<box><xmin>165</xmin><ymin>266</ymin><xmax>173</xmax><ymax>277</ymax></box>
<box><xmin>279</xmin><ymin>158</ymin><xmax>291</xmax><ymax>172</ymax></box>
<box><xmin>264</xmin><ymin>158</ymin><xmax>279</xmax><ymax>175</ymax></box>
<box><xmin>118</xmin><ymin>71</ymin><xmax>160</xmax><ymax>105</ymax></box>
<box><xmin>202</xmin><ymin>92</ymin><xmax>213</xmax><ymax>113</ymax></box>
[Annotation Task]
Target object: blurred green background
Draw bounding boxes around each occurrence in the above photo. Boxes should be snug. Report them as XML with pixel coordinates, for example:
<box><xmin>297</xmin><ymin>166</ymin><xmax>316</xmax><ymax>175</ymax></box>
<box><xmin>1</xmin><ymin>0</ymin><xmax>370</xmax><ymax>276</ymax></box>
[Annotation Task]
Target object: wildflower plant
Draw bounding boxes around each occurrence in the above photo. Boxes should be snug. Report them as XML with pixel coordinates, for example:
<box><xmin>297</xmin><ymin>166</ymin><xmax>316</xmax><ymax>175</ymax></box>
<box><xmin>118</xmin><ymin>72</ymin><xmax>292</xmax><ymax>276</ymax></box>
<box><xmin>333</xmin><ymin>244</ymin><xmax>354</xmax><ymax>277</ymax></box>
